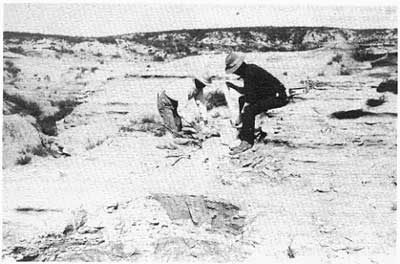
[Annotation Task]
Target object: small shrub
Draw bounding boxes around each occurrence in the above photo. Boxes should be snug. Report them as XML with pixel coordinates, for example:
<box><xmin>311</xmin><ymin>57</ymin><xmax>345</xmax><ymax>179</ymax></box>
<box><xmin>31</xmin><ymin>146</ymin><xmax>48</xmax><ymax>157</ymax></box>
<box><xmin>153</xmin><ymin>55</ymin><xmax>165</xmax><ymax>62</ymax></box>
<box><xmin>91</xmin><ymin>67</ymin><xmax>99</xmax><ymax>73</ymax></box>
<box><xmin>333</xmin><ymin>54</ymin><xmax>343</xmax><ymax>63</ymax></box>
<box><xmin>4</xmin><ymin>60</ymin><xmax>21</xmax><ymax>78</ymax></box>
<box><xmin>329</xmin><ymin>53</ymin><xmax>343</xmax><ymax>64</ymax></box>
<box><xmin>16</xmin><ymin>154</ymin><xmax>32</xmax><ymax>165</ymax></box>
<box><xmin>8</xmin><ymin>46</ymin><xmax>26</xmax><ymax>55</ymax></box>
<box><xmin>51</xmin><ymin>98</ymin><xmax>81</xmax><ymax>119</ymax></box>
<box><xmin>94</xmin><ymin>52</ymin><xmax>103</xmax><ymax>57</ymax></box>
<box><xmin>79</xmin><ymin>67</ymin><xmax>89</xmax><ymax>74</ymax></box>
<box><xmin>141</xmin><ymin>115</ymin><xmax>156</xmax><ymax>124</ymax></box>
<box><xmin>339</xmin><ymin>65</ymin><xmax>351</xmax><ymax>75</ymax></box>
<box><xmin>352</xmin><ymin>48</ymin><xmax>364</xmax><ymax>61</ymax></box>
<box><xmin>85</xmin><ymin>137</ymin><xmax>108</xmax><ymax>151</ymax></box>
<box><xmin>128</xmin><ymin>47</ymin><xmax>137</xmax><ymax>53</ymax></box>
<box><xmin>119</xmin><ymin>125</ymin><xmax>135</xmax><ymax>133</ymax></box>
<box><xmin>119</xmin><ymin>115</ymin><xmax>166</xmax><ymax>136</ymax></box>
<box><xmin>60</xmin><ymin>47</ymin><xmax>74</xmax><ymax>54</ymax></box>
<box><xmin>48</xmin><ymin>46</ymin><xmax>73</xmax><ymax>54</ymax></box>
<box><xmin>287</xmin><ymin>245</ymin><xmax>295</xmax><ymax>258</ymax></box>
<box><xmin>111</xmin><ymin>54</ymin><xmax>121</xmax><ymax>59</ymax></box>
<box><xmin>75</xmin><ymin>67</ymin><xmax>89</xmax><ymax>79</ymax></box>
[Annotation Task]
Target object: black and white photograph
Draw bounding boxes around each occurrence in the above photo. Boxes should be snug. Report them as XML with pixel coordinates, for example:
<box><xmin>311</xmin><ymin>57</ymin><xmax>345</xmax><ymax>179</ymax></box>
<box><xmin>1</xmin><ymin>0</ymin><xmax>398</xmax><ymax>262</ymax></box>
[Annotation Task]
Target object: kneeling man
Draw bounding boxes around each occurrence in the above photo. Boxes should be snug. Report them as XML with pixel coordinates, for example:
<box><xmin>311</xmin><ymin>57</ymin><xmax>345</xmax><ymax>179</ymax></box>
<box><xmin>157</xmin><ymin>71</ymin><xmax>213</xmax><ymax>136</ymax></box>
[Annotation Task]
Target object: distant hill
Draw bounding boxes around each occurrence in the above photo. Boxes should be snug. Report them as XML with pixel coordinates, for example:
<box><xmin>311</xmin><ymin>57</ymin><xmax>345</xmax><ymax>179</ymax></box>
<box><xmin>118</xmin><ymin>26</ymin><xmax>397</xmax><ymax>52</ymax></box>
<box><xmin>4</xmin><ymin>26</ymin><xmax>398</xmax><ymax>60</ymax></box>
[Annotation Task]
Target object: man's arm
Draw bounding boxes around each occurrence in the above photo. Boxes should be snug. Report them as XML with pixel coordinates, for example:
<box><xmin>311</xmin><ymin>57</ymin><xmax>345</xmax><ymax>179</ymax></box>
<box><xmin>178</xmin><ymin>97</ymin><xmax>206</xmax><ymax>126</ymax></box>
<box><xmin>226</xmin><ymin>81</ymin><xmax>245</xmax><ymax>94</ymax></box>
<box><xmin>195</xmin><ymin>99</ymin><xmax>208</xmax><ymax>124</ymax></box>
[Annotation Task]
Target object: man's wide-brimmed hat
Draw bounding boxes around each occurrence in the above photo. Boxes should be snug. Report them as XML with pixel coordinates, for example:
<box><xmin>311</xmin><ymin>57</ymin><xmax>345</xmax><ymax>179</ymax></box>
<box><xmin>194</xmin><ymin>70</ymin><xmax>213</xmax><ymax>86</ymax></box>
<box><xmin>225</xmin><ymin>53</ymin><xmax>245</xmax><ymax>74</ymax></box>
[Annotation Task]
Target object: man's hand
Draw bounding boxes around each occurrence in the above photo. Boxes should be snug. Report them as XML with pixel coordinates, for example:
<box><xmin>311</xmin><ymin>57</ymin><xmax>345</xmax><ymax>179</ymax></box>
<box><xmin>226</xmin><ymin>81</ymin><xmax>245</xmax><ymax>94</ymax></box>
<box><xmin>242</xmin><ymin>102</ymin><xmax>250</xmax><ymax>112</ymax></box>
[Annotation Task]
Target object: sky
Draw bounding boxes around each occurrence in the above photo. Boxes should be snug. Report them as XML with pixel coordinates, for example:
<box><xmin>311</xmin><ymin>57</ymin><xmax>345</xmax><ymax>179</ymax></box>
<box><xmin>3</xmin><ymin>3</ymin><xmax>398</xmax><ymax>37</ymax></box>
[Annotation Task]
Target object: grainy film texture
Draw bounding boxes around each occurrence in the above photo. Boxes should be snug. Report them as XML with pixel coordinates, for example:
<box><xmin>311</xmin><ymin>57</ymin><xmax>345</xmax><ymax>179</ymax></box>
<box><xmin>2</xmin><ymin>3</ymin><xmax>398</xmax><ymax>263</ymax></box>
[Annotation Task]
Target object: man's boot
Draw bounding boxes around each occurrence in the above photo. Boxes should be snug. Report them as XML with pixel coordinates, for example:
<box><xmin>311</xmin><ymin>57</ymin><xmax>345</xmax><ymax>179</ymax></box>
<box><xmin>229</xmin><ymin>140</ymin><xmax>253</xmax><ymax>155</ymax></box>
<box><xmin>234</xmin><ymin>114</ymin><xmax>242</xmax><ymax>127</ymax></box>
<box><xmin>230</xmin><ymin>114</ymin><xmax>242</xmax><ymax>128</ymax></box>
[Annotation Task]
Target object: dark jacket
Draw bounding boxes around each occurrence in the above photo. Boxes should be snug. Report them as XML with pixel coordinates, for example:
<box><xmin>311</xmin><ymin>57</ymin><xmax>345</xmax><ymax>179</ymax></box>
<box><xmin>241</xmin><ymin>64</ymin><xmax>285</xmax><ymax>103</ymax></box>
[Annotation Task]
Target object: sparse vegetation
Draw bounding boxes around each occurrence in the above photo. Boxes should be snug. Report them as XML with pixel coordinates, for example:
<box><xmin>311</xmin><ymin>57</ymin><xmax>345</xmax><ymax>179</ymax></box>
<box><xmin>1</xmin><ymin>25</ymin><xmax>397</xmax><ymax>262</ymax></box>
<box><xmin>368</xmin><ymin>72</ymin><xmax>392</xmax><ymax>78</ymax></box>
<box><xmin>153</xmin><ymin>55</ymin><xmax>165</xmax><ymax>62</ymax></box>
<box><xmin>50</xmin><ymin>97</ymin><xmax>81</xmax><ymax>120</ymax></box>
<box><xmin>332</xmin><ymin>53</ymin><xmax>343</xmax><ymax>63</ymax></box>
<box><xmin>327</xmin><ymin>53</ymin><xmax>343</xmax><ymax>65</ymax></box>
<box><xmin>85</xmin><ymin>137</ymin><xmax>108</xmax><ymax>151</ymax></box>
<box><xmin>8</xmin><ymin>46</ymin><xmax>26</xmax><ymax>55</ymax></box>
<box><xmin>141</xmin><ymin>115</ymin><xmax>157</xmax><ymax>124</ymax></box>
<box><xmin>16</xmin><ymin>153</ymin><xmax>32</xmax><ymax>165</ymax></box>
<box><xmin>3</xmin><ymin>89</ymin><xmax>44</xmax><ymax>117</ymax></box>
<box><xmin>3</xmin><ymin>27</ymin><xmax>397</xmax><ymax>61</ymax></box>
<box><xmin>46</xmin><ymin>46</ymin><xmax>74</xmax><ymax>54</ymax></box>
<box><xmin>97</xmin><ymin>36</ymin><xmax>117</xmax><ymax>45</ymax></box>
<box><xmin>339</xmin><ymin>65</ymin><xmax>351</xmax><ymax>75</ymax></box>
<box><xmin>119</xmin><ymin>115</ymin><xmax>166</xmax><ymax>136</ymax></box>
<box><xmin>31</xmin><ymin>146</ymin><xmax>48</xmax><ymax>157</ymax></box>
<box><xmin>4</xmin><ymin>87</ymin><xmax>80</xmax><ymax>137</ymax></box>
<box><xmin>4</xmin><ymin>60</ymin><xmax>21</xmax><ymax>78</ymax></box>
<box><xmin>74</xmin><ymin>67</ymin><xmax>89</xmax><ymax>79</ymax></box>
<box><xmin>3</xmin><ymin>31</ymin><xmax>88</xmax><ymax>43</ymax></box>
<box><xmin>287</xmin><ymin>245</ymin><xmax>295</xmax><ymax>258</ymax></box>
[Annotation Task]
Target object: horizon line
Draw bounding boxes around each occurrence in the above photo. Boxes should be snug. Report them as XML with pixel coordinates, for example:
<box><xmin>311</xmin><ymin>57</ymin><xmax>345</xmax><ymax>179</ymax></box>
<box><xmin>3</xmin><ymin>25</ymin><xmax>398</xmax><ymax>39</ymax></box>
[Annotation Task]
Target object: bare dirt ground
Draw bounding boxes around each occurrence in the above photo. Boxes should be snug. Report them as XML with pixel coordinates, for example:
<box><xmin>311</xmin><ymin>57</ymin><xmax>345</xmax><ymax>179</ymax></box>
<box><xmin>2</xmin><ymin>42</ymin><xmax>397</xmax><ymax>263</ymax></box>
